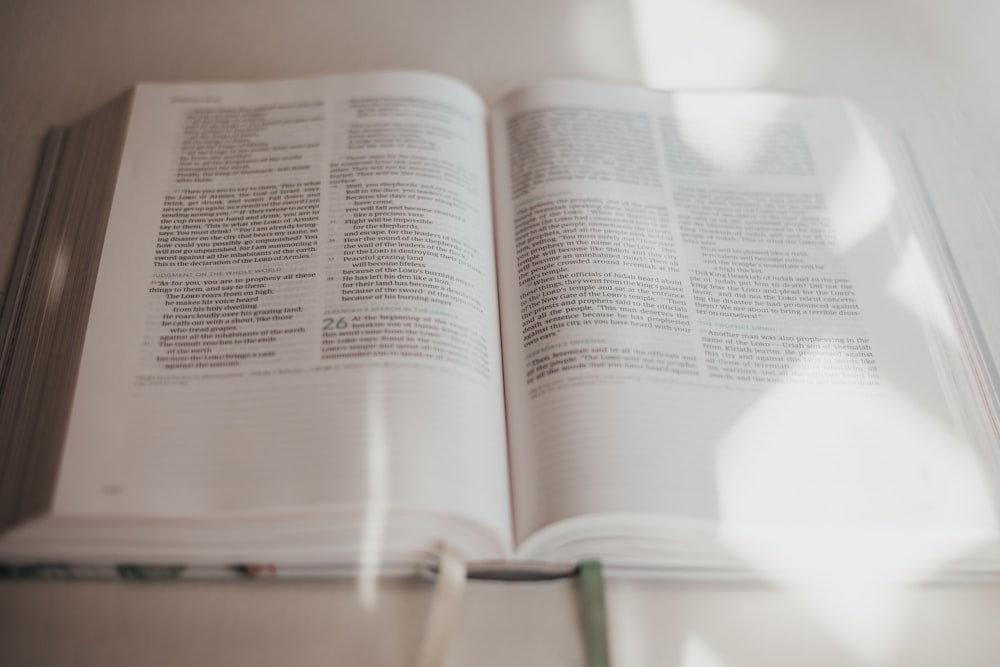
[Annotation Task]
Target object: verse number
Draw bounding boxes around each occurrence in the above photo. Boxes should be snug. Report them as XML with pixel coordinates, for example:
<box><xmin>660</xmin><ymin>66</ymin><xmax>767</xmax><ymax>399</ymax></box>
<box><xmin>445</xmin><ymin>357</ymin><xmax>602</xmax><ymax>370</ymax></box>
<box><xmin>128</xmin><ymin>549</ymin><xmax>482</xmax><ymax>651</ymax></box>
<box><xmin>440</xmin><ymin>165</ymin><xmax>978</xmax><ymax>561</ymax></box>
<box><xmin>323</xmin><ymin>317</ymin><xmax>349</xmax><ymax>331</ymax></box>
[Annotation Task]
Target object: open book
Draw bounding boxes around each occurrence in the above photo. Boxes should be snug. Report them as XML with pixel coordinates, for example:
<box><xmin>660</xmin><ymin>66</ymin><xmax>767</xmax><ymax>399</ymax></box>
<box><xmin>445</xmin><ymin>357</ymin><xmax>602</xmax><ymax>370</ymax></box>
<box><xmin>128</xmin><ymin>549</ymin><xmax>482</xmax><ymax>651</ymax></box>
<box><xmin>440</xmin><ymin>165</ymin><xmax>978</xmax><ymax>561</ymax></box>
<box><xmin>2</xmin><ymin>71</ymin><xmax>999</xmax><ymax>578</ymax></box>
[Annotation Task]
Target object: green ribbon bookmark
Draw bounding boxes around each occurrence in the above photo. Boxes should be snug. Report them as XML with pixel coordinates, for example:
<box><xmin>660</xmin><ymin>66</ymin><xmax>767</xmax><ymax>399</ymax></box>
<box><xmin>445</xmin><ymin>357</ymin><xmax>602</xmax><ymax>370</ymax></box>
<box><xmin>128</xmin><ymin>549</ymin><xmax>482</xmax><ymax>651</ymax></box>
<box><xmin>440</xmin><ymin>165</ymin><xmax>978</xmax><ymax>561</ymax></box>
<box><xmin>579</xmin><ymin>560</ymin><xmax>611</xmax><ymax>667</ymax></box>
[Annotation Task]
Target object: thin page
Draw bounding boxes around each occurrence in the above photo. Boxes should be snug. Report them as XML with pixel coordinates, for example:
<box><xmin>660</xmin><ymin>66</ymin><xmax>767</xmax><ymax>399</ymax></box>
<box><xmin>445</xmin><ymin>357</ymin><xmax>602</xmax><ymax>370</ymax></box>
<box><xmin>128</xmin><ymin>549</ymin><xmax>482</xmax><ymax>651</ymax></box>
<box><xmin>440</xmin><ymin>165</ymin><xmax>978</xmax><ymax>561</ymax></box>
<box><xmin>491</xmin><ymin>81</ymin><xmax>999</xmax><ymax>570</ymax></box>
<box><xmin>54</xmin><ymin>73</ymin><xmax>511</xmax><ymax>557</ymax></box>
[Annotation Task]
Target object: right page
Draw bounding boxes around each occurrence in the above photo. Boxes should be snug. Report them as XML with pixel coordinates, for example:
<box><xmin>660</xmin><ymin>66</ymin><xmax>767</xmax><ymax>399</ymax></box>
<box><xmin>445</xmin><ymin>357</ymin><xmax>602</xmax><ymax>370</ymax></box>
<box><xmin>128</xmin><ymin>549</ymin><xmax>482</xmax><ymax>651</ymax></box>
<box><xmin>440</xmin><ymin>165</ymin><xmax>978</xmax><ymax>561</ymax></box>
<box><xmin>491</xmin><ymin>80</ymin><xmax>1000</xmax><ymax>573</ymax></box>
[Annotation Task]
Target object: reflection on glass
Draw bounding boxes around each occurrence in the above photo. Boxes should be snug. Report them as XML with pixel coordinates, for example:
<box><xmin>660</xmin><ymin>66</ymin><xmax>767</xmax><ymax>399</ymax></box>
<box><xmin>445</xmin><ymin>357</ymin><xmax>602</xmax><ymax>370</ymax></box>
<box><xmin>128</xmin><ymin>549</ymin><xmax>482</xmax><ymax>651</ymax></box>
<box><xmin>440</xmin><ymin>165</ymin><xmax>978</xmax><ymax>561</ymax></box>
<box><xmin>679</xmin><ymin>634</ymin><xmax>731</xmax><ymax>667</ymax></box>
<box><xmin>630</xmin><ymin>0</ymin><xmax>781</xmax><ymax>89</ymax></box>
<box><xmin>357</xmin><ymin>370</ymin><xmax>389</xmax><ymax>611</ymax></box>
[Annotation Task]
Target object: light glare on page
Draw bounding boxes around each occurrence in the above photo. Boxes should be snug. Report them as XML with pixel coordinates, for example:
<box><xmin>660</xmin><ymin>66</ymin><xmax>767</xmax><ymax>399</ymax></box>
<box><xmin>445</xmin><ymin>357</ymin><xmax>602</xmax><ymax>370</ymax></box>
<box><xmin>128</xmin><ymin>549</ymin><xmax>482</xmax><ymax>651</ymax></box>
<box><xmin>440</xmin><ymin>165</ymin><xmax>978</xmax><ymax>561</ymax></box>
<box><xmin>886</xmin><ymin>234</ymin><xmax>961</xmax><ymax>347</ymax></box>
<box><xmin>714</xmin><ymin>385</ymin><xmax>996</xmax><ymax>538</ymax></box>
<box><xmin>630</xmin><ymin>0</ymin><xmax>781</xmax><ymax>88</ymax></box>
<box><xmin>826</xmin><ymin>134</ymin><xmax>895</xmax><ymax>252</ymax></box>
<box><xmin>714</xmin><ymin>383</ymin><xmax>996</xmax><ymax>661</ymax></box>
<box><xmin>671</xmin><ymin>96</ymin><xmax>792</xmax><ymax>174</ymax></box>
<box><xmin>679</xmin><ymin>635</ymin><xmax>730</xmax><ymax>667</ymax></box>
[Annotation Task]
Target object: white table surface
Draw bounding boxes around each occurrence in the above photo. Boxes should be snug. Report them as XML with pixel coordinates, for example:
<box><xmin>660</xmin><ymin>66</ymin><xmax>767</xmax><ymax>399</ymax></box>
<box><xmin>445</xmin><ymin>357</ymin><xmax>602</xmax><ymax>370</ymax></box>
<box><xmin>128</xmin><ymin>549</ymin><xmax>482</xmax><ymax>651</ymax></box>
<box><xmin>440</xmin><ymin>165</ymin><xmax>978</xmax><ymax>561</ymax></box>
<box><xmin>2</xmin><ymin>0</ymin><xmax>1000</xmax><ymax>664</ymax></box>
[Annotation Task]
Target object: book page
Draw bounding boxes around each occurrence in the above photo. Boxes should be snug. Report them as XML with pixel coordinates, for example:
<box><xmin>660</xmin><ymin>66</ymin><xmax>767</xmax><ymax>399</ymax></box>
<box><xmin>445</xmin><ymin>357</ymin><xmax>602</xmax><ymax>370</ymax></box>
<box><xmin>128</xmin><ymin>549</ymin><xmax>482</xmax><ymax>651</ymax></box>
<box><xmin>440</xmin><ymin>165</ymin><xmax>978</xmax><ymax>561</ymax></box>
<box><xmin>491</xmin><ymin>81</ymin><xmax>999</xmax><ymax>564</ymax></box>
<box><xmin>54</xmin><ymin>73</ymin><xmax>511</xmax><ymax>558</ymax></box>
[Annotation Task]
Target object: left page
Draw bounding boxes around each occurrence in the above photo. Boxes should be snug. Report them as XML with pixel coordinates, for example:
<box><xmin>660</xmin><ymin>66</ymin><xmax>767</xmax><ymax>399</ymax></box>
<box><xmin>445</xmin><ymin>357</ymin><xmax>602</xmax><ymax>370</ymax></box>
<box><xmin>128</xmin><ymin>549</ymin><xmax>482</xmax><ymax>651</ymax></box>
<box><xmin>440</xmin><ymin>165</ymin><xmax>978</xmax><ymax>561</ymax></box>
<box><xmin>44</xmin><ymin>73</ymin><xmax>511</xmax><ymax>562</ymax></box>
